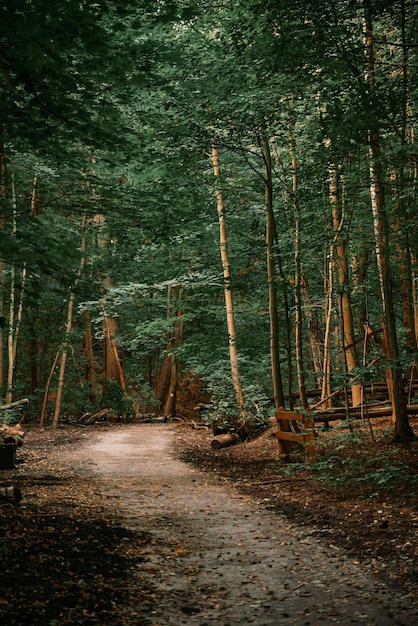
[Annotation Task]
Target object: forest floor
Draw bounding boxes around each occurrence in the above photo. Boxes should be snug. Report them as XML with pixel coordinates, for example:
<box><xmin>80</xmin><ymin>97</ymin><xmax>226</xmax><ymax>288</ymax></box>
<box><xmin>0</xmin><ymin>418</ymin><xmax>417</xmax><ymax>625</ymax></box>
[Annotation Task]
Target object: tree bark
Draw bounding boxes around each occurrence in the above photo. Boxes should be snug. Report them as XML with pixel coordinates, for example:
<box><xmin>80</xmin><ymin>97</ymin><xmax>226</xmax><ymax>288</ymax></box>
<box><xmin>261</xmin><ymin>136</ymin><xmax>290</xmax><ymax>458</ymax></box>
<box><xmin>362</xmin><ymin>0</ymin><xmax>413</xmax><ymax>442</ymax></box>
<box><xmin>261</xmin><ymin>137</ymin><xmax>286</xmax><ymax>409</ymax></box>
<box><xmin>288</xmin><ymin>115</ymin><xmax>308</xmax><ymax>411</ymax></box>
<box><xmin>211</xmin><ymin>143</ymin><xmax>248</xmax><ymax>428</ymax></box>
<box><xmin>328</xmin><ymin>161</ymin><xmax>362</xmax><ymax>406</ymax></box>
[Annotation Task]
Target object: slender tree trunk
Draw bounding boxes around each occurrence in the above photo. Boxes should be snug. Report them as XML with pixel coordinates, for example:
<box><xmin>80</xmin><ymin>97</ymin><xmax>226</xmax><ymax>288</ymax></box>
<box><xmin>261</xmin><ymin>136</ymin><xmax>290</xmax><ymax>458</ymax></box>
<box><xmin>52</xmin><ymin>212</ymin><xmax>91</xmax><ymax>428</ymax></box>
<box><xmin>52</xmin><ymin>292</ymin><xmax>75</xmax><ymax>428</ymax></box>
<box><xmin>301</xmin><ymin>276</ymin><xmax>324</xmax><ymax>390</ymax></box>
<box><xmin>329</xmin><ymin>161</ymin><xmax>362</xmax><ymax>406</ymax></box>
<box><xmin>0</xmin><ymin>145</ymin><xmax>7</xmax><ymax>396</ymax></box>
<box><xmin>5</xmin><ymin>174</ymin><xmax>16</xmax><ymax>403</ymax></box>
<box><xmin>288</xmin><ymin>118</ymin><xmax>308</xmax><ymax>410</ymax></box>
<box><xmin>211</xmin><ymin>143</ymin><xmax>248</xmax><ymax>426</ymax></box>
<box><xmin>102</xmin><ymin>313</ymin><xmax>127</xmax><ymax>391</ymax></box>
<box><xmin>321</xmin><ymin>249</ymin><xmax>334</xmax><ymax>407</ymax></box>
<box><xmin>362</xmin><ymin>0</ymin><xmax>413</xmax><ymax>441</ymax></box>
<box><xmin>392</xmin><ymin>1</ymin><xmax>417</xmax><ymax>358</ymax></box>
<box><xmin>5</xmin><ymin>173</ymin><xmax>27</xmax><ymax>403</ymax></box>
<box><xmin>84</xmin><ymin>310</ymin><xmax>96</xmax><ymax>398</ymax></box>
<box><xmin>261</xmin><ymin>137</ymin><xmax>285</xmax><ymax>409</ymax></box>
<box><xmin>154</xmin><ymin>289</ymin><xmax>183</xmax><ymax>416</ymax></box>
<box><xmin>40</xmin><ymin>345</ymin><xmax>62</xmax><ymax>427</ymax></box>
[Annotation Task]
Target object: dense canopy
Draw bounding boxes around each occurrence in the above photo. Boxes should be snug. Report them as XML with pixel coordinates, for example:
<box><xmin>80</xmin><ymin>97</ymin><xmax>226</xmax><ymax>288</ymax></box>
<box><xmin>0</xmin><ymin>0</ymin><xmax>417</xmax><ymax>443</ymax></box>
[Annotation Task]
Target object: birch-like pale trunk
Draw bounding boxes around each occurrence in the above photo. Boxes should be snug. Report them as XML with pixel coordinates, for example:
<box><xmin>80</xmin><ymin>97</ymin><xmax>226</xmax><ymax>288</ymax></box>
<box><xmin>211</xmin><ymin>143</ymin><xmax>247</xmax><ymax>425</ymax></box>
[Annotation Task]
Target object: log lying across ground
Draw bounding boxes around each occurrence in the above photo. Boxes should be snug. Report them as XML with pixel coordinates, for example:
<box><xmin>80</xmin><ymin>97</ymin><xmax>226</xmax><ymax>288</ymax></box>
<box><xmin>79</xmin><ymin>408</ymin><xmax>117</xmax><ymax>425</ymax></box>
<box><xmin>211</xmin><ymin>433</ymin><xmax>239</xmax><ymax>449</ymax></box>
<box><xmin>314</xmin><ymin>403</ymin><xmax>418</xmax><ymax>423</ymax></box>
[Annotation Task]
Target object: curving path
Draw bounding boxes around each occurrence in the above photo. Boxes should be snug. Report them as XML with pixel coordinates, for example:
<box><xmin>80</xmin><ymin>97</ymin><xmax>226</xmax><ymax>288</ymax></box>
<box><xmin>70</xmin><ymin>424</ymin><xmax>414</xmax><ymax>625</ymax></box>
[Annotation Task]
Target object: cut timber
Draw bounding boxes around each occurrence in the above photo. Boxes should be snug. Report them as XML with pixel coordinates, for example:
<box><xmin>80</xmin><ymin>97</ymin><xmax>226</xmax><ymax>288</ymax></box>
<box><xmin>79</xmin><ymin>408</ymin><xmax>117</xmax><ymax>425</ymax></box>
<box><xmin>0</xmin><ymin>423</ymin><xmax>24</xmax><ymax>438</ymax></box>
<box><xmin>0</xmin><ymin>398</ymin><xmax>29</xmax><ymax>411</ymax></box>
<box><xmin>211</xmin><ymin>433</ymin><xmax>239</xmax><ymax>449</ymax></box>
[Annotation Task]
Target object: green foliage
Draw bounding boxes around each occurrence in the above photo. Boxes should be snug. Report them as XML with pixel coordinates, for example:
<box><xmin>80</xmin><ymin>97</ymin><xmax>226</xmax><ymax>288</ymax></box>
<box><xmin>0</xmin><ymin>0</ymin><xmax>416</xmax><ymax>450</ymax></box>
<box><xmin>100</xmin><ymin>381</ymin><xmax>133</xmax><ymax>417</ymax></box>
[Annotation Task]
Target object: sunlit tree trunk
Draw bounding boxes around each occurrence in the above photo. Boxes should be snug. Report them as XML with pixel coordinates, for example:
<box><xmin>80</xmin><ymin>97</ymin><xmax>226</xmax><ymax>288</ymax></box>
<box><xmin>362</xmin><ymin>0</ymin><xmax>413</xmax><ymax>441</ymax></box>
<box><xmin>329</xmin><ymin>161</ymin><xmax>362</xmax><ymax>406</ymax></box>
<box><xmin>154</xmin><ymin>286</ymin><xmax>183</xmax><ymax>417</ymax></box>
<box><xmin>211</xmin><ymin>143</ymin><xmax>248</xmax><ymax>427</ymax></box>
<box><xmin>52</xmin><ymin>212</ymin><xmax>90</xmax><ymax>428</ymax></box>
<box><xmin>102</xmin><ymin>311</ymin><xmax>127</xmax><ymax>391</ymax></box>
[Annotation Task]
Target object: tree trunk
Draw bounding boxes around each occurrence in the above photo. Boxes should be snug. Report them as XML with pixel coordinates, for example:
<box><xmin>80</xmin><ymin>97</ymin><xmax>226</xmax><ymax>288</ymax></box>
<box><xmin>211</xmin><ymin>143</ymin><xmax>248</xmax><ymax>428</ymax></box>
<box><xmin>301</xmin><ymin>276</ymin><xmax>324</xmax><ymax>389</ymax></box>
<box><xmin>362</xmin><ymin>0</ymin><xmax>413</xmax><ymax>442</ymax></box>
<box><xmin>52</xmin><ymin>212</ymin><xmax>91</xmax><ymax>428</ymax></box>
<box><xmin>0</xmin><ymin>144</ymin><xmax>8</xmax><ymax>396</ymax></box>
<box><xmin>328</xmin><ymin>161</ymin><xmax>362</xmax><ymax>406</ymax></box>
<box><xmin>321</xmin><ymin>249</ymin><xmax>334</xmax><ymax>407</ymax></box>
<box><xmin>288</xmin><ymin>115</ymin><xmax>308</xmax><ymax>411</ymax></box>
<box><xmin>5</xmin><ymin>173</ymin><xmax>26</xmax><ymax>404</ymax></box>
<box><xmin>102</xmin><ymin>313</ymin><xmax>126</xmax><ymax>389</ymax></box>
<box><xmin>261</xmin><ymin>137</ymin><xmax>286</xmax><ymax>409</ymax></box>
<box><xmin>261</xmin><ymin>136</ymin><xmax>290</xmax><ymax>459</ymax></box>
<box><xmin>84</xmin><ymin>310</ymin><xmax>96</xmax><ymax>399</ymax></box>
<box><xmin>51</xmin><ymin>293</ymin><xmax>75</xmax><ymax>429</ymax></box>
<box><xmin>154</xmin><ymin>290</ymin><xmax>183</xmax><ymax>417</ymax></box>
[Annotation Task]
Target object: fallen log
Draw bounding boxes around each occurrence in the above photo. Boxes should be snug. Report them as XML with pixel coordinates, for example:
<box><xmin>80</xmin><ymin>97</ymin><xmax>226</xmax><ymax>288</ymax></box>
<box><xmin>211</xmin><ymin>432</ymin><xmax>239</xmax><ymax>449</ymax></box>
<box><xmin>314</xmin><ymin>403</ymin><xmax>418</xmax><ymax>423</ymax></box>
<box><xmin>79</xmin><ymin>408</ymin><xmax>117</xmax><ymax>425</ymax></box>
<box><xmin>0</xmin><ymin>398</ymin><xmax>29</xmax><ymax>411</ymax></box>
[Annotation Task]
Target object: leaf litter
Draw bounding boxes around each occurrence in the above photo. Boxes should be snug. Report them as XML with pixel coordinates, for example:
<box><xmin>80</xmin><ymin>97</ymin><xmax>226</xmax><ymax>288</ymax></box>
<box><xmin>0</xmin><ymin>421</ymin><xmax>417</xmax><ymax>625</ymax></box>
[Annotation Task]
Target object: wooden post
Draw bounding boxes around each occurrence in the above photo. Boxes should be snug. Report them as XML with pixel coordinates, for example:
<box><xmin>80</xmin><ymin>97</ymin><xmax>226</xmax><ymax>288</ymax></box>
<box><xmin>275</xmin><ymin>409</ymin><xmax>316</xmax><ymax>464</ymax></box>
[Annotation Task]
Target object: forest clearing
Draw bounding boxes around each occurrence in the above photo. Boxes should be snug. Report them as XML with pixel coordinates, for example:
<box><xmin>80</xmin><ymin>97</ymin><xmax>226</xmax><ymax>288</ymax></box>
<box><xmin>0</xmin><ymin>421</ymin><xmax>418</xmax><ymax>625</ymax></box>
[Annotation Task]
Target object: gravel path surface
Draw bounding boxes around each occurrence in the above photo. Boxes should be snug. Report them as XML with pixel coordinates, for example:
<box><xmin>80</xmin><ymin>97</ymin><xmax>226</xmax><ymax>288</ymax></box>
<box><xmin>65</xmin><ymin>424</ymin><xmax>415</xmax><ymax>625</ymax></box>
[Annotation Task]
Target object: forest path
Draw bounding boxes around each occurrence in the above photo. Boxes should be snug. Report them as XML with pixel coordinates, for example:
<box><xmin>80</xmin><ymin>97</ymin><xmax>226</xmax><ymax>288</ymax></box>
<box><xmin>69</xmin><ymin>424</ymin><xmax>413</xmax><ymax>625</ymax></box>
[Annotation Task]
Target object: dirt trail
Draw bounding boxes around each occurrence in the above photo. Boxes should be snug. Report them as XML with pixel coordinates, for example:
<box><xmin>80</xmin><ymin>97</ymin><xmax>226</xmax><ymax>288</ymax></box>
<box><xmin>57</xmin><ymin>423</ymin><xmax>415</xmax><ymax>626</ymax></box>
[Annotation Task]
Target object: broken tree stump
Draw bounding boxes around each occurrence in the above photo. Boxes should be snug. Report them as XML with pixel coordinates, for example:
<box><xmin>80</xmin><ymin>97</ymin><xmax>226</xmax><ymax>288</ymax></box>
<box><xmin>211</xmin><ymin>432</ymin><xmax>239</xmax><ymax>450</ymax></box>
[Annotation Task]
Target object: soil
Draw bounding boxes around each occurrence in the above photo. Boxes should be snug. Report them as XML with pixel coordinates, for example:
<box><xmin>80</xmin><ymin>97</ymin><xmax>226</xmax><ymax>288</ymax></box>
<box><xmin>0</xmin><ymin>418</ymin><xmax>418</xmax><ymax>625</ymax></box>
